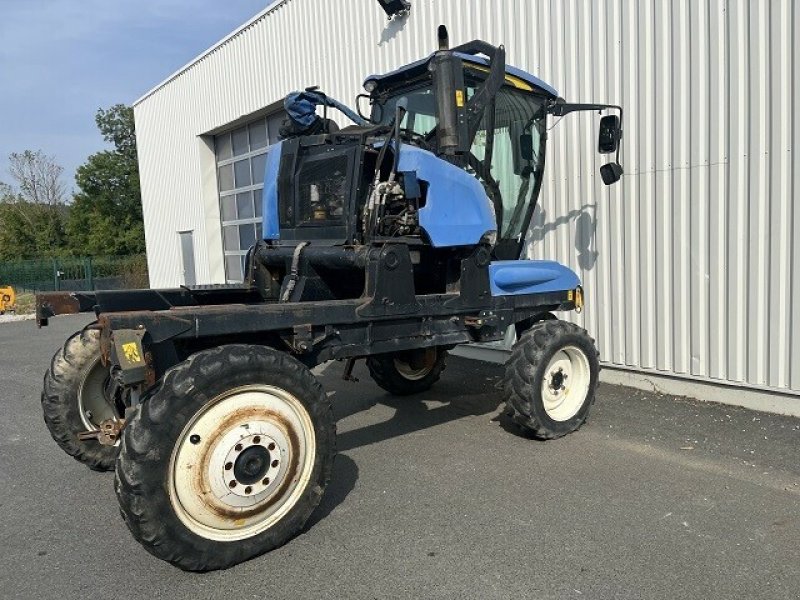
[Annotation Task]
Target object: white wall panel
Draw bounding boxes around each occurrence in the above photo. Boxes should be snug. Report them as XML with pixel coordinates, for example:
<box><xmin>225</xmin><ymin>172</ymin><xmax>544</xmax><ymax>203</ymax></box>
<box><xmin>134</xmin><ymin>0</ymin><xmax>798</xmax><ymax>397</ymax></box>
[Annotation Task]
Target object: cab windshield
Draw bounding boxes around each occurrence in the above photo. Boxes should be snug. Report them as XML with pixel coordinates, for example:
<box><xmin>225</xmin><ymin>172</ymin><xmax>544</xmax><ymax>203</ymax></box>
<box><xmin>372</xmin><ymin>73</ymin><xmax>547</xmax><ymax>245</ymax></box>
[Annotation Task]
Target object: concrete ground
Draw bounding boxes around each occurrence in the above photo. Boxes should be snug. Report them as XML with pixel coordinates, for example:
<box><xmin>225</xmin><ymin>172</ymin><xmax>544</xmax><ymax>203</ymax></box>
<box><xmin>1</xmin><ymin>315</ymin><xmax>798</xmax><ymax>600</ymax></box>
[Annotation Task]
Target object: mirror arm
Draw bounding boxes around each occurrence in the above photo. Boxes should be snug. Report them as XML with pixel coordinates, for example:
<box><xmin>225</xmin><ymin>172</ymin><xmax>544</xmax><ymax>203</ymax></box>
<box><xmin>550</xmin><ymin>101</ymin><xmax>624</xmax><ymax>164</ymax></box>
<box><xmin>355</xmin><ymin>93</ymin><xmax>374</xmax><ymax>123</ymax></box>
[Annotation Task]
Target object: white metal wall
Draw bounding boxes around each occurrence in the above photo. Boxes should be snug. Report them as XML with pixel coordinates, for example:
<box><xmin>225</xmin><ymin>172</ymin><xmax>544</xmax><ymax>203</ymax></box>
<box><xmin>134</xmin><ymin>0</ymin><xmax>799</xmax><ymax>397</ymax></box>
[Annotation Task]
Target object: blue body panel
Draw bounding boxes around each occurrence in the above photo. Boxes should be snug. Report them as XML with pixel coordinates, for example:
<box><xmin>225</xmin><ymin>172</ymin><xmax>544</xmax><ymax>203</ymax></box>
<box><xmin>489</xmin><ymin>260</ymin><xmax>580</xmax><ymax>296</ymax></box>
<box><xmin>261</xmin><ymin>141</ymin><xmax>282</xmax><ymax>240</ymax></box>
<box><xmin>364</xmin><ymin>53</ymin><xmax>559</xmax><ymax>98</ymax></box>
<box><xmin>397</xmin><ymin>145</ymin><xmax>496</xmax><ymax>247</ymax></box>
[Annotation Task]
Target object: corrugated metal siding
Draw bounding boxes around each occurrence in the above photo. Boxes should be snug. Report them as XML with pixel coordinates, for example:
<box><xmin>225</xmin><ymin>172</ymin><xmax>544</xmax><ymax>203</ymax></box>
<box><xmin>134</xmin><ymin>0</ymin><xmax>798</xmax><ymax>396</ymax></box>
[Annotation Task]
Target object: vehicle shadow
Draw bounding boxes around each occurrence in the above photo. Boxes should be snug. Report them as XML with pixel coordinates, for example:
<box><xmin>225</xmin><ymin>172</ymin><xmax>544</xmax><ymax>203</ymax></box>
<box><xmin>309</xmin><ymin>356</ymin><xmax>542</xmax><ymax>526</ymax></box>
<box><xmin>306</xmin><ymin>453</ymin><xmax>359</xmax><ymax>528</ymax></box>
<box><xmin>526</xmin><ymin>203</ymin><xmax>599</xmax><ymax>271</ymax></box>
<box><xmin>331</xmin><ymin>357</ymin><xmax>517</xmax><ymax>453</ymax></box>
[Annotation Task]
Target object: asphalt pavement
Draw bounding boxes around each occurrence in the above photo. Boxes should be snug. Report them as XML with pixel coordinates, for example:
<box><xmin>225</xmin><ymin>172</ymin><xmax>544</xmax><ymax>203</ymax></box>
<box><xmin>1</xmin><ymin>315</ymin><xmax>798</xmax><ymax>599</ymax></box>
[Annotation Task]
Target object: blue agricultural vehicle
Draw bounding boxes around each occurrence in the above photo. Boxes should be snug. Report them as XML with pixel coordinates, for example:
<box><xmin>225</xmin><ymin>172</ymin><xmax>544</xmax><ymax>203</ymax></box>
<box><xmin>36</xmin><ymin>27</ymin><xmax>623</xmax><ymax>570</ymax></box>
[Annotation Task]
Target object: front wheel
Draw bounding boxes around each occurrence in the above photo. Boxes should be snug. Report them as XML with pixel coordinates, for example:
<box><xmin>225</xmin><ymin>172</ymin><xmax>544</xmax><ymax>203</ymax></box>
<box><xmin>366</xmin><ymin>347</ymin><xmax>447</xmax><ymax>396</ymax></box>
<box><xmin>504</xmin><ymin>320</ymin><xmax>599</xmax><ymax>439</ymax></box>
<box><xmin>115</xmin><ymin>344</ymin><xmax>335</xmax><ymax>571</ymax></box>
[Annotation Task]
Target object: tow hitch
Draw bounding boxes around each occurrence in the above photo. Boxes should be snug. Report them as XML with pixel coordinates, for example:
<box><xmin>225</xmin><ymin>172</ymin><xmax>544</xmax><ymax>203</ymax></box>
<box><xmin>78</xmin><ymin>418</ymin><xmax>125</xmax><ymax>446</ymax></box>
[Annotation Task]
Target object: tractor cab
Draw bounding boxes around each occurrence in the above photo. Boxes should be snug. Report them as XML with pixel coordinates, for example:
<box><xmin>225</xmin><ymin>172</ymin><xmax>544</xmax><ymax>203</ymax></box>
<box><xmin>363</xmin><ymin>51</ymin><xmax>556</xmax><ymax>259</ymax></box>
<box><xmin>359</xmin><ymin>27</ymin><xmax>623</xmax><ymax>259</ymax></box>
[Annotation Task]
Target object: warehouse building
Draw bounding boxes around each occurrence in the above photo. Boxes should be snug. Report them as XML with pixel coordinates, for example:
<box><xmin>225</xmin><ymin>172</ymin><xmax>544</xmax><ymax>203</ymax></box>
<box><xmin>133</xmin><ymin>0</ymin><xmax>799</xmax><ymax>414</ymax></box>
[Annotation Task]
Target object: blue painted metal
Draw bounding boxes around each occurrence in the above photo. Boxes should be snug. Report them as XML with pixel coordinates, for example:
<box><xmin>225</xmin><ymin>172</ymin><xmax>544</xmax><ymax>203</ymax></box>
<box><xmin>396</xmin><ymin>145</ymin><xmax>496</xmax><ymax>247</ymax></box>
<box><xmin>261</xmin><ymin>141</ymin><xmax>282</xmax><ymax>240</ymax></box>
<box><xmin>488</xmin><ymin>260</ymin><xmax>580</xmax><ymax>296</ymax></box>
<box><xmin>364</xmin><ymin>53</ymin><xmax>559</xmax><ymax>98</ymax></box>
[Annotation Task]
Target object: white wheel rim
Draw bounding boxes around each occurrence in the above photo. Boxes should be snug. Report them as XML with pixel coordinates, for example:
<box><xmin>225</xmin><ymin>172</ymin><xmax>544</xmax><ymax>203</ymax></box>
<box><xmin>393</xmin><ymin>348</ymin><xmax>436</xmax><ymax>381</ymax></box>
<box><xmin>168</xmin><ymin>384</ymin><xmax>316</xmax><ymax>542</ymax></box>
<box><xmin>540</xmin><ymin>345</ymin><xmax>591</xmax><ymax>421</ymax></box>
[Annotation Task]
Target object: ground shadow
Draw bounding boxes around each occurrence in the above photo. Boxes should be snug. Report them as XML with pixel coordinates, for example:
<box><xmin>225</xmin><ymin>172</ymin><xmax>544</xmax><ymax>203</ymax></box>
<box><xmin>333</xmin><ymin>358</ymin><xmax>517</xmax><ymax>452</ymax></box>
<box><xmin>306</xmin><ymin>453</ymin><xmax>359</xmax><ymax>528</ymax></box>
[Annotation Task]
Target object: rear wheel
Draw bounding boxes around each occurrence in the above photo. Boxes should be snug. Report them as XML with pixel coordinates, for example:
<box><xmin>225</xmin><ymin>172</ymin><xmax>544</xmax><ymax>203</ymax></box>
<box><xmin>115</xmin><ymin>344</ymin><xmax>335</xmax><ymax>571</ymax></box>
<box><xmin>366</xmin><ymin>347</ymin><xmax>447</xmax><ymax>395</ymax></box>
<box><xmin>504</xmin><ymin>320</ymin><xmax>599</xmax><ymax>439</ymax></box>
<box><xmin>41</xmin><ymin>328</ymin><xmax>121</xmax><ymax>471</ymax></box>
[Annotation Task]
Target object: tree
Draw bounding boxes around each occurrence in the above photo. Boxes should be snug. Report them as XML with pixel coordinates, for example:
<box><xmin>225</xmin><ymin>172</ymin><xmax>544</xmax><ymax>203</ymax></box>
<box><xmin>8</xmin><ymin>150</ymin><xmax>66</xmax><ymax>206</ymax></box>
<box><xmin>0</xmin><ymin>152</ymin><xmax>67</xmax><ymax>259</ymax></box>
<box><xmin>66</xmin><ymin>104</ymin><xmax>145</xmax><ymax>256</ymax></box>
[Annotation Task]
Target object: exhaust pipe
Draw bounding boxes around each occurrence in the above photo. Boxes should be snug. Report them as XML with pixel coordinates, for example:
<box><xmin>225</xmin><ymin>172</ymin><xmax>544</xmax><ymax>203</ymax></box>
<box><xmin>430</xmin><ymin>25</ymin><xmax>468</xmax><ymax>156</ymax></box>
<box><xmin>437</xmin><ymin>24</ymin><xmax>449</xmax><ymax>50</ymax></box>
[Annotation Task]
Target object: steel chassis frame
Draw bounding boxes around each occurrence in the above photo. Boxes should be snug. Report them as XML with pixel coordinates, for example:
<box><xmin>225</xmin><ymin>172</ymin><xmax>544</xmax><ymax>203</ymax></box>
<box><xmin>36</xmin><ymin>243</ymin><xmax>578</xmax><ymax>389</ymax></box>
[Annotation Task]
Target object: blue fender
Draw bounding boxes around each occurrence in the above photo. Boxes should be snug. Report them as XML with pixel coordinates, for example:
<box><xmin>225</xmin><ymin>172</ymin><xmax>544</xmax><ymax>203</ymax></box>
<box><xmin>489</xmin><ymin>260</ymin><xmax>580</xmax><ymax>296</ymax></box>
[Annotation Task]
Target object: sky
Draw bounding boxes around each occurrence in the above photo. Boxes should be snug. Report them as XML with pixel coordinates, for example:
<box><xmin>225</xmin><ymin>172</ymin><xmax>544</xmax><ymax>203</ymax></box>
<box><xmin>0</xmin><ymin>0</ymin><xmax>273</xmax><ymax>194</ymax></box>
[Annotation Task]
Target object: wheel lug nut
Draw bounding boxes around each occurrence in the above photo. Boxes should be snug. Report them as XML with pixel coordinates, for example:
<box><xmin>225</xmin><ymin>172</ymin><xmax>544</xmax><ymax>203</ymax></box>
<box><xmin>253</xmin><ymin>435</ymin><xmax>261</xmax><ymax>444</ymax></box>
<box><xmin>262</xmin><ymin>477</ymin><xmax>270</xmax><ymax>485</ymax></box>
<box><xmin>189</xmin><ymin>434</ymin><xmax>201</xmax><ymax>445</ymax></box>
<box><xmin>271</xmin><ymin>459</ymin><xmax>279</xmax><ymax>468</ymax></box>
<box><xmin>229</xmin><ymin>480</ymin><xmax>237</xmax><ymax>488</ymax></box>
<box><xmin>268</xmin><ymin>442</ymin><xmax>276</xmax><ymax>451</ymax></box>
<box><xmin>244</xmin><ymin>486</ymin><xmax>253</xmax><ymax>494</ymax></box>
<box><xmin>235</xmin><ymin>443</ymin><xmax>243</xmax><ymax>452</ymax></box>
<box><xmin>224</xmin><ymin>462</ymin><xmax>233</xmax><ymax>470</ymax></box>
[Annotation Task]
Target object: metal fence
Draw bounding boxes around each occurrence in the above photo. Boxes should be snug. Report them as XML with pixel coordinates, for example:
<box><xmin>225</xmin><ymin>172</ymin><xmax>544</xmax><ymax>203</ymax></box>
<box><xmin>0</xmin><ymin>255</ymin><xmax>149</xmax><ymax>293</ymax></box>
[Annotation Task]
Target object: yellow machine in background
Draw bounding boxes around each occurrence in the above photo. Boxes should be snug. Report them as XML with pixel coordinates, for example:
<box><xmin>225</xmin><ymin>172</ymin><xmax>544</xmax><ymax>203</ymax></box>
<box><xmin>0</xmin><ymin>286</ymin><xmax>16</xmax><ymax>314</ymax></box>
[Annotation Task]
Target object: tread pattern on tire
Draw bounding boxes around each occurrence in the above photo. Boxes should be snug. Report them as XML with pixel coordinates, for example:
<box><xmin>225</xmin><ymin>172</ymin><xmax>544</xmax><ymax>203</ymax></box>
<box><xmin>504</xmin><ymin>319</ymin><xmax>600</xmax><ymax>440</ymax></box>
<box><xmin>114</xmin><ymin>344</ymin><xmax>336</xmax><ymax>572</ymax></box>
<box><xmin>366</xmin><ymin>348</ymin><xmax>447</xmax><ymax>396</ymax></box>
<box><xmin>41</xmin><ymin>327</ymin><xmax>118</xmax><ymax>471</ymax></box>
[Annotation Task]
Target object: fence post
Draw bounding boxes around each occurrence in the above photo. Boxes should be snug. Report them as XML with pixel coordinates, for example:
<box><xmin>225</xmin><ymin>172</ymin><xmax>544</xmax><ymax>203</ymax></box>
<box><xmin>52</xmin><ymin>258</ymin><xmax>60</xmax><ymax>292</ymax></box>
<box><xmin>85</xmin><ymin>257</ymin><xmax>94</xmax><ymax>290</ymax></box>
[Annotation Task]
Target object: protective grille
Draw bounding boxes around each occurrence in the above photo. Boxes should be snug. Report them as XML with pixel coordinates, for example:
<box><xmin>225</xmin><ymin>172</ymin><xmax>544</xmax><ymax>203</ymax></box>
<box><xmin>296</xmin><ymin>156</ymin><xmax>348</xmax><ymax>226</ymax></box>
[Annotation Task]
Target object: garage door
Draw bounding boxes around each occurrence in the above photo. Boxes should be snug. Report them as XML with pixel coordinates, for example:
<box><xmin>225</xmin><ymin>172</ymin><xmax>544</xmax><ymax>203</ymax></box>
<box><xmin>214</xmin><ymin>112</ymin><xmax>285</xmax><ymax>282</ymax></box>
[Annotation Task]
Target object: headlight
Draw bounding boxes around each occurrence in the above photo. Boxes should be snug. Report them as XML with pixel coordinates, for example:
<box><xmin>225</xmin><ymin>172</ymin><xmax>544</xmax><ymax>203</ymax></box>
<box><xmin>364</xmin><ymin>79</ymin><xmax>378</xmax><ymax>93</ymax></box>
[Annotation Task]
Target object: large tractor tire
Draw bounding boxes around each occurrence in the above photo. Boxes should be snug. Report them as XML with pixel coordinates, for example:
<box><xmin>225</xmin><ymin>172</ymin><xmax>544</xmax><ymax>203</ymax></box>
<box><xmin>115</xmin><ymin>344</ymin><xmax>336</xmax><ymax>571</ymax></box>
<box><xmin>504</xmin><ymin>320</ymin><xmax>599</xmax><ymax>440</ymax></box>
<box><xmin>41</xmin><ymin>328</ymin><xmax>121</xmax><ymax>471</ymax></box>
<box><xmin>366</xmin><ymin>347</ymin><xmax>447</xmax><ymax>396</ymax></box>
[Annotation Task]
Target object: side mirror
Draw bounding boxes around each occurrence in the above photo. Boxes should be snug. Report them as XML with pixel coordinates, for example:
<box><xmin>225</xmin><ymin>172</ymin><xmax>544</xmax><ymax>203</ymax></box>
<box><xmin>598</xmin><ymin>114</ymin><xmax>621</xmax><ymax>154</ymax></box>
<box><xmin>519</xmin><ymin>133</ymin><xmax>534</xmax><ymax>161</ymax></box>
<box><xmin>600</xmin><ymin>162</ymin><xmax>624</xmax><ymax>185</ymax></box>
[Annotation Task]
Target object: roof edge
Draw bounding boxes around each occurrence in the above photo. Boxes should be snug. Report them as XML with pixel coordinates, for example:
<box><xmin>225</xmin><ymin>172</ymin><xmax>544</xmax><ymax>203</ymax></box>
<box><xmin>133</xmin><ymin>0</ymin><xmax>291</xmax><ymax>107</ymax></box>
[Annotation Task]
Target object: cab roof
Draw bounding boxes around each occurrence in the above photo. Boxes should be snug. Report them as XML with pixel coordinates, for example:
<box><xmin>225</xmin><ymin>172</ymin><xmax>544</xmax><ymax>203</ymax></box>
<box><xmin>364</xmin><ymin>52</ymin><xmax>559</xmax><ymax>98</ymax></box>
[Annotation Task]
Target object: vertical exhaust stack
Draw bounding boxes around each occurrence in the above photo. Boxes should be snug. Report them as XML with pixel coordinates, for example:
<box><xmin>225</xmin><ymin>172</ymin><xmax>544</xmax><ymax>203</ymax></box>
<box><xmin>430</xmin><ymin>25</ymin><xmax>468</xmax><ymax>156</ymax></box>
<box><xmin>437</xmin><ymin>24</ymin><xmax>449</xmax><ymax>50</ymax></box>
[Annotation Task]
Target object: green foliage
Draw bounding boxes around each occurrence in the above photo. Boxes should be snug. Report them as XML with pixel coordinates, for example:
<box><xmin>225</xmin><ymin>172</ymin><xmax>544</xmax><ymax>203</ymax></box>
<box><xmin>0</xmin><ymin>185</ymin><xmax>67</xmax><ymax>260</ymax></box>
<box><xmin>67</xmin><ymin>104</ymin><xmax>145</xmax><ymax>256</ymax></box>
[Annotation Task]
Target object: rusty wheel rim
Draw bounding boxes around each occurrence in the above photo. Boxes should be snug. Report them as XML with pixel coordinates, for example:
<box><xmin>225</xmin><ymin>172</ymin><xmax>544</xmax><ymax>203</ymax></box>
<box><xmin>168</xmin><ymin>384</ymin><xmax>316</xmax><ymax>542</ymax></box>
<box><xmin>393</xmin><ymin>348</ymin><xmax>437</xmax><ymax>381</ymax></box>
